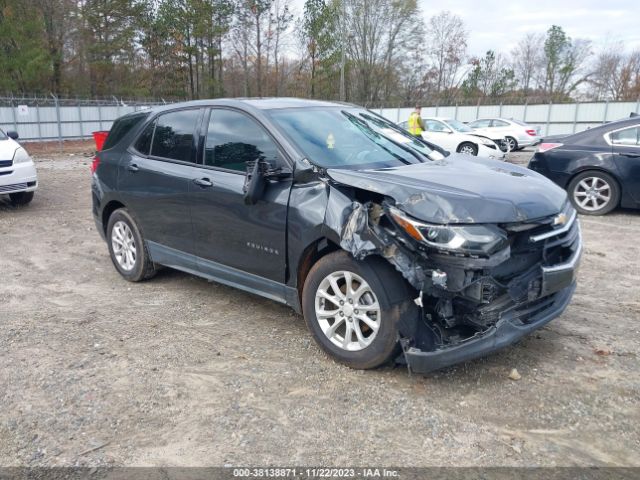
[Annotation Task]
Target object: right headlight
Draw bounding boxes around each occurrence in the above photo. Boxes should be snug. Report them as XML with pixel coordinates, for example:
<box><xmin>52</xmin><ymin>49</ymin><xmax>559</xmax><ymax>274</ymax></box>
<box><xmin>12</xmin><ymin>147</ymin><xmax>32</xmax><ymax>164</ymax></box>
<box><xmin>388</xmin><ymin>207</ymin><xmax>508</xmax><ymax>256</ymax></box>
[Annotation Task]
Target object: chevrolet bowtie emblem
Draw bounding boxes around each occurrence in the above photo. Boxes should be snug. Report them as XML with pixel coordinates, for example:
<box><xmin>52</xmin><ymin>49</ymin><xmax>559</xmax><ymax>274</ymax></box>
<box><xmin>553</xmin><ymin>213</ymin><xmax>568</xmax><ymax>226</ymax></box>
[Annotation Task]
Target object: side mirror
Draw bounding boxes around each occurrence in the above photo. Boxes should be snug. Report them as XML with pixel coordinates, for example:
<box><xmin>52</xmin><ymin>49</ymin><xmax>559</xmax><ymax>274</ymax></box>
<box><xmin>6</xmin><ymin>131</ymin><xmax>19</xmax><ymax>140</ymax></box>
<box><xmin>243</xmin><ymin>160</ymin><xmax>267</xmax><ymax>205</ymax></box>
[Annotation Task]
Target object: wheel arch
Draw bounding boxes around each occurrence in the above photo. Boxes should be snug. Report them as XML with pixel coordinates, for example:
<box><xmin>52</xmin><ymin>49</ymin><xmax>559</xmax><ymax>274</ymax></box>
<box><xmin>567</xmin><ymin>166</ymin><xmax>622</xmax><ymax>193</ymax></box>
<box><xmin>101</xmin><ymin>200</ymin><xmax>126</xmax><ymax>236</ymax></box>
<box><xmin>295</xmin><ymin>237</ymin><xmax>342</xmax><ymax>302</ymax></box>
<box><xmin>456</xmin><ymin>141</ymin><xmax>477</xmax><ymax>153</ymax></box>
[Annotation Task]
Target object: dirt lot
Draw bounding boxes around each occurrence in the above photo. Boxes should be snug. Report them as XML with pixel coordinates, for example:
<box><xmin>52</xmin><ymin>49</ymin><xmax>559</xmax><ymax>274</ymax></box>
<box><xmin>0</xmin><ymin>145</ymin><xmax>639</xmax><ymax>467</ymax></box>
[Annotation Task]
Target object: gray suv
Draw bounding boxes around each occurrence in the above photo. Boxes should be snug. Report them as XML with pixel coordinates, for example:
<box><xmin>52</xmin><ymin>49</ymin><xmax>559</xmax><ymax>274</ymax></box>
<box><xmin>91</xmin><ymin>98</ymin><xmax>582</xmax><ymax>374</ymax></box>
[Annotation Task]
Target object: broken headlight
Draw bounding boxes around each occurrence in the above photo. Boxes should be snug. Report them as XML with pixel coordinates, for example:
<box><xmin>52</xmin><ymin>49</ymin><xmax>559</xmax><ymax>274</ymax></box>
<box><xmin>389</xmin><ymin>207</ymin><xmax>507</xmax><ymax>256</ymax></box>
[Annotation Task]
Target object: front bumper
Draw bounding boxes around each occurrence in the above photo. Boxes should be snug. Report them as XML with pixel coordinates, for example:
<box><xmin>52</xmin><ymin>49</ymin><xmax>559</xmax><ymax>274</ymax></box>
<box><xmin>403</xmin><ymin>281</ymin><xmax>576</xmax><ymax>373</ymax></box>
<box><xmin>518</xmin><ymin>136</ymin><xmax>542</xmax><ymax>147</ymax></box>
<box><xmin>477</xmin><ymin>143</ymin><xmax>506</xmax><ymax>160</ymax></box>
<box><xmin>403</xmin><ymin>218</ymin><xmax>582</xmax><ymax>374</ymax></box>
<box><xmin>0</xmin><ymin>161</ymin><xmax>38</xmax><ymax>194</ymax></box>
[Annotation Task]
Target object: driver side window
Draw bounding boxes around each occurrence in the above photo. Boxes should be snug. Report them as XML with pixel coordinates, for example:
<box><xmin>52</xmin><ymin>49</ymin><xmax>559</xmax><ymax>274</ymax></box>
<box><xmin>204</xmin><ymin>109</ymin><xmax>280</xmax><ymax>172</ymax></box>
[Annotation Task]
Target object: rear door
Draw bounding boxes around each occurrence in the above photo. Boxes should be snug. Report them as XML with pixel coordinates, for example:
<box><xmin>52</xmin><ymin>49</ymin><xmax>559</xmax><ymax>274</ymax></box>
<box><xmin>189</xmin><ymin>108</ymin><xmax>291</xmax><ymax>285</ymax></box>
<box><xmin>609</xmin><ymin>125</ymin><xmax>640</xmax><ymax>204</ymax></box>
<box><xmin>118</xmin><ymin>108</ymin><xmax>203</xmax><ymax>266</ymax></box>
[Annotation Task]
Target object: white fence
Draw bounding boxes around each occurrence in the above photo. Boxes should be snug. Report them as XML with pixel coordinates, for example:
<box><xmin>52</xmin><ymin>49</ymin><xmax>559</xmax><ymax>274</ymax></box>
<box><xmin>379</xmin><ymin>101</ymin><xmax>640</xmax><ymax>136</ymax></box>
<box><xmin>0</xmin><ymin>98</ymin><xmax>160</xmax><ymax>142</ymax></box>
<box><xmin>1</xmin><ymin>98</ymin><xmax>639</xmax><ymax>142</ymax></box>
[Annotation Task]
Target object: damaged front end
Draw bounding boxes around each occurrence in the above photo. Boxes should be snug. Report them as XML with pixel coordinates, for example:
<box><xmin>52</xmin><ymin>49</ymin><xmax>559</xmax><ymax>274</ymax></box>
<box><xmin>332</xmin><ymin>192</ymin><xmax>582</xmax><ymax>373</ymax></box>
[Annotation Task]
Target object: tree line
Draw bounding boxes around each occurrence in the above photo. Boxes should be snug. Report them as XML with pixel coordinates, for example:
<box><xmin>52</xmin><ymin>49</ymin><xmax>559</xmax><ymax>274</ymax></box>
<box><xmin>1</xmin><ymin>0</ymin><xmax>639</xmax><ymax>106</ymax></box>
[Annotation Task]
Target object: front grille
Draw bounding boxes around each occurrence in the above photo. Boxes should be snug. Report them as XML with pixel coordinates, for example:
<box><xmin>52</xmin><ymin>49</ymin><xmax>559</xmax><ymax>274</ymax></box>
<box><xmin>0</xmin><ymin>182</ymin><xmax>27</xmax><ymax>193</ymax></box>
<box><xmin>0</xmin><ymin>160</ymin><xmax>12</xmax><ymax>168</ymax></box>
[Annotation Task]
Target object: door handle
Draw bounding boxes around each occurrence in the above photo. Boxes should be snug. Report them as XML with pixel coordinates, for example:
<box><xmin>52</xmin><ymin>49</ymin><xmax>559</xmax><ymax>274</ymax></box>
<box><xmin>127</xmin><ymin>163</ymin><xmax>139</xmax><ymax>172</ymax></box>
<box><xmin>193</xmin><ymin>177</ymin><xmax>214</xmax><ymax>188</ymax></box>
<box><xmin>619</xmin><ymin>152</ymin><xmax>640</xmax><ymax>158</ymax></box>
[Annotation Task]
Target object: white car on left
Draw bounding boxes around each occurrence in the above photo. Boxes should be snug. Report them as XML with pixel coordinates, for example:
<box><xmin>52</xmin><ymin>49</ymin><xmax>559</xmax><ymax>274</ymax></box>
<box><xmin>0</xmin><ymin>129</ymin><xmax>37</xmax><ymax>205</ymax></box>
<box><xmin>398</xmin><ymin>117</ymin><xmax>505</xmax><ymax>160</ymax></box>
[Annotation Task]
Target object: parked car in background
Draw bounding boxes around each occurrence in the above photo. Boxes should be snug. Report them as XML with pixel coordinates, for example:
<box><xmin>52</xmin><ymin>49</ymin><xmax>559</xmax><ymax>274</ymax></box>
<box><xmin>528</xmin><ymin>116</ymin><xmax>640</xmax><ymax>215</ymax></box>
<box><xmin>0</xmin><ymin>129</ymin><xmax>37</xmax><ymax>205</ymax></box>
<box><xmin>468</xmin><ymin>118</ymin><xmax>541</xmax><ymax>152</ymax></box>
<box><xmin>398</xmin><ymin>117</ymin><xmax>504</xmax><ymax>160</ymax></box>
<box><xmin>92</xmin><ymin>98</ymin><xmax>581</xmax><ymax>374</ymax></box>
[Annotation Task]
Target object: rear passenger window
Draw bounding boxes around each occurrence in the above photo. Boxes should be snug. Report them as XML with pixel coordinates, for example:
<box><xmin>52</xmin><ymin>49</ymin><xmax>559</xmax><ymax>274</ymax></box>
<box><xmin>150</xmin><ymin>109</ymin><xmax>200</xmax><ymax>162</ymax></box>
<box><xmin>492</xmin><ymin>120</ymin><xmax>509</xmax><ymax>127</ymax></box>
<box><xmin>204</xmin><ymin>109</ymin><xmax>279</xmax><ymax>172</ymax></box>
<box><xmin>610</xmin><ymin>127</ymin><xmax>640</xmax><ymax>146</ymax></box>
<box><xmin>134</xmin><ymin>120</ymin><xmax>155</xmax><ymax>155</ymax></box>
<box><xmin>103</xmin><ymin>112</ymin><xmax>148</xmax><ymax>150</ymax></box>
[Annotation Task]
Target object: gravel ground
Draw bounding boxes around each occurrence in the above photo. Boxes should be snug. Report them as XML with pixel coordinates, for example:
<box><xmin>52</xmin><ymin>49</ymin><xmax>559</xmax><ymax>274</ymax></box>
<box><xmin>0</xmin><ymin>146</ymin><xmax>639</xmax><ymax>467</ymax></box>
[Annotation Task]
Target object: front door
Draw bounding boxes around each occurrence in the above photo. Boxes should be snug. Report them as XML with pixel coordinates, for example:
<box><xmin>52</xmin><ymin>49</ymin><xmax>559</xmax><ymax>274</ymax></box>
<box><xmin>117</xmin><ymin>108</ymin><xmax>202</xmax><ymax>267</ymax></box>
<box><xmin>189</xmin><ymin>108</ymin><xmax>291</xmax><ymax>285</ymax></box>
<box><xmin>422</xmin><ymin>119</ymin><xmax>456</xmax><ymax>151</ymax></box>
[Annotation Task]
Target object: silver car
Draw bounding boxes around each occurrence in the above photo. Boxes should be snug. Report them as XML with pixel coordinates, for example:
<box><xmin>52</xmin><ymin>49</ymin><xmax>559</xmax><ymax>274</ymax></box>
<box><xmin>467</xmin><ymin>118</ymin><xmax>542</xmax><ymax>151</ymax></box>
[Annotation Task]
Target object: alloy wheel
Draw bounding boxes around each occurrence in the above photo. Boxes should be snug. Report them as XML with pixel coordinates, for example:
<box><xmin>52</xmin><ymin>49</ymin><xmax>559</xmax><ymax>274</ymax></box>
<box><xmin>459</xmin><ymin>145</ymin><xmax>476</xmax><ymax>155</ymax></box>
<box><xmin>314</xmin><ymin>270</ymin><xmax>381</xmax><ymax>352</ymax></box>
<box><xmin>573</xmin><ymin>176</ymin><xmax>612</xmax><ymax>212</ymax></box>
<box><xmin>111</xmin><ymin>220</ymin><xmax>137</xmax><ymax>271</ymax></box>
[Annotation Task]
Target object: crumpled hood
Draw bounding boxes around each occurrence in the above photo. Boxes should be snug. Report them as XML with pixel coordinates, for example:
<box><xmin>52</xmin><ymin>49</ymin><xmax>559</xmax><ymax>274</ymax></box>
<box><xmin>326</xmin><ymin>155</ymin><xmax>567</xmax><ymax>224</ymax></box>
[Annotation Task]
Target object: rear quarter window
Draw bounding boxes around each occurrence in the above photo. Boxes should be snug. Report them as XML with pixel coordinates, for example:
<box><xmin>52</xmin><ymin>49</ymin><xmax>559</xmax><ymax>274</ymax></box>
<box><xmin>103</xmin><ymin>112</ymin><xmax>149</xmax><ymax>150</ymax></box>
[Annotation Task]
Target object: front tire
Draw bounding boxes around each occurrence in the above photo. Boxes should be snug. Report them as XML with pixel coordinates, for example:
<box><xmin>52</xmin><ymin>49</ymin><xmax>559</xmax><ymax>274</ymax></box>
<box><xmin>302</xmin><ymin>251</ymin><xmax>419</xmax><ymax>370</ymax></box>
<box><xmin>457</xmin><ymin>142</ymin><xmax>478</xmax><ymax>156</ymax></box>
<box><xmin>567</xmin><ymin>171</ymin><xmax>620</xmax><ymax>215</ymax></box>
<box><xmin>106</xmin><ymin>208</ymin><xmax>156</xmax><ymax>281</ymax></box>
<box><xmin>500</xmin><ymin>136</ymin><xmax>518</xmax><ymax>152</ymax></box>
<box><xmin>9</xmin><ymin>191</ymin><xmax>34</xmax><ymax>206</ymax></box>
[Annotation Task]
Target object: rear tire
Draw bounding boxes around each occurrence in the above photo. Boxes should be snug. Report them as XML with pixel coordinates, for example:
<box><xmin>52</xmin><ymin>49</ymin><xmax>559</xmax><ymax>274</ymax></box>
<box><xmin>567</xmin><ymin>171</ymin><xmax>620</xmax><ymax>215</ymax></box>
<box><xmin>106</xmin><ymin>208</ymin><xmax>156</xmax><ymax>282</ymax></box>
<box><xmin>302</xmin><ymin>251</ymin><xmax>419</xmax><ymax>370</ymax></box>
<box><xmin>457</xmin><ymin>142</ymin><xmax>478</xmax><ymax>156</ymax></box>
<box><xmin>9</xmin><ymin>191</ymin><xmax>34</xmax><ymax>206</ymax></box>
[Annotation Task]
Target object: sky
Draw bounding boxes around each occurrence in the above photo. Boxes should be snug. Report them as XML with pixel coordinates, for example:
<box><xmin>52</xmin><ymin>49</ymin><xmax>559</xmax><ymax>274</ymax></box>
<box><xmin>289</xmin><ymin>0</ymin><xmax>640</xmax><ymax>56</ymax></box>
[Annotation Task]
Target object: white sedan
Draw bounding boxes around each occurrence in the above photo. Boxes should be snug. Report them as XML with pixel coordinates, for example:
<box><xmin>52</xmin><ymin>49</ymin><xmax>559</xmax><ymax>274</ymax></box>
<box><xmin>467</xmin><ymin>118</ymin><xmax>541</xmax><ymax>151</ymax></box>
<box><xmin>398</xmin><ymin>117</ymin><xmax>505</xmax><ymax>160</ymax></box>
<box><xmin>0</xmin><ymin>129</ymin><xmax>37</xmax><ymax>205</ymax></box>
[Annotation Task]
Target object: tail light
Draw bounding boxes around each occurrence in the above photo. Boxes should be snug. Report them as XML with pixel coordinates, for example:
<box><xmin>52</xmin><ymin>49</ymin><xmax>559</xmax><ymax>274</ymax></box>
<box><xmin>526</xmin><ymin>129</ymin><xmax>537</xmax><ymax>136</ymax></box>
<box><xmin>90</xmin><ymin>155</ymin><xmax>100</xmax><ymax>174</ymax></box>
<box><xmin>537</xmin><ymin>143</ymin><xmax>563</xmax><ymax>153</ymax></box>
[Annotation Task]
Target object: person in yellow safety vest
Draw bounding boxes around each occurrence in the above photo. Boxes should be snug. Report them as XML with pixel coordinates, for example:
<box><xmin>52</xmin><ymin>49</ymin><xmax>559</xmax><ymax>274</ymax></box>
<box><xmin>408</xmin><ymin>106</ymin><xmax>425</xmax><ymax>137</ymax></box>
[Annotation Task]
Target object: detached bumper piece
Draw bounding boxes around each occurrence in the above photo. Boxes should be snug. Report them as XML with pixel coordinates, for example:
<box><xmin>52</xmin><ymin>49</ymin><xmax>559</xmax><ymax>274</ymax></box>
<box><xmin>403</xmin><ymin>282</ymin><xmax>576</xmax><ymax>373</ymax></box>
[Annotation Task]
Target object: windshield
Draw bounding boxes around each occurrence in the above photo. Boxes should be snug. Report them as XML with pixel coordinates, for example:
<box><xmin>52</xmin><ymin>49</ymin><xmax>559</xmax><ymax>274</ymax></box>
<box><xmin>269</xmin><ymin>107</ymin><xmax>442</xmax><ymax>169</ymax></box>
<box><xmin>445</xmin><ymin>119</ymin><xmax>473</xmax><ymax>133</ymax></box>
<box><xmin>510</xmin><ymin>118</ymin><xmax>528</xmax><ymax>126</ymax></box>
<box><xmin>0</xmin><ymin>129</ymin><xmax>7</xmax><ymax>140</ymax></box>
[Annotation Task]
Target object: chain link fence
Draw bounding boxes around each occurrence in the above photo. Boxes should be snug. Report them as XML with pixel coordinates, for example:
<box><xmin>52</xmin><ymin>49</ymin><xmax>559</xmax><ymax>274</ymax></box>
<box><xmin>0</xmin><ymin>94</ymin><xmax>168</xmax><ymax>143</ymax></box>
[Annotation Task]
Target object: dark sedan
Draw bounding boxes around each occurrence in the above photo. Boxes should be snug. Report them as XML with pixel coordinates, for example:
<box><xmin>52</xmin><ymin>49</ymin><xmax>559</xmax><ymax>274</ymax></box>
<box><xmin>528</xmin><ymin>116</ymin><xmax>640</xmax><ymax>215</ymax></box>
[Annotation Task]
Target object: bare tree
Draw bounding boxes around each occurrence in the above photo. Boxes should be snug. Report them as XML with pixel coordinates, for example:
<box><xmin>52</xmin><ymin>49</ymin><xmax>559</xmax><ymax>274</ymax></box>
<box><xmin>591</xmin><ymin>44</ymin><xmax>640</xmax><ymax>100</ymax></box>
<box><xmin>347</xmin><ymin>0</ymin><xmax>422</xmax><ymax>105</ymax></box>
<box><xmin>425</xmin><ymin>11</ymin><xmax>467</xmax><ymax>100</ymax></box>
<box><xmin>511</xmin><ymin>32</ymin><xmax>544</xmax><ymax>95</ymax></box>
